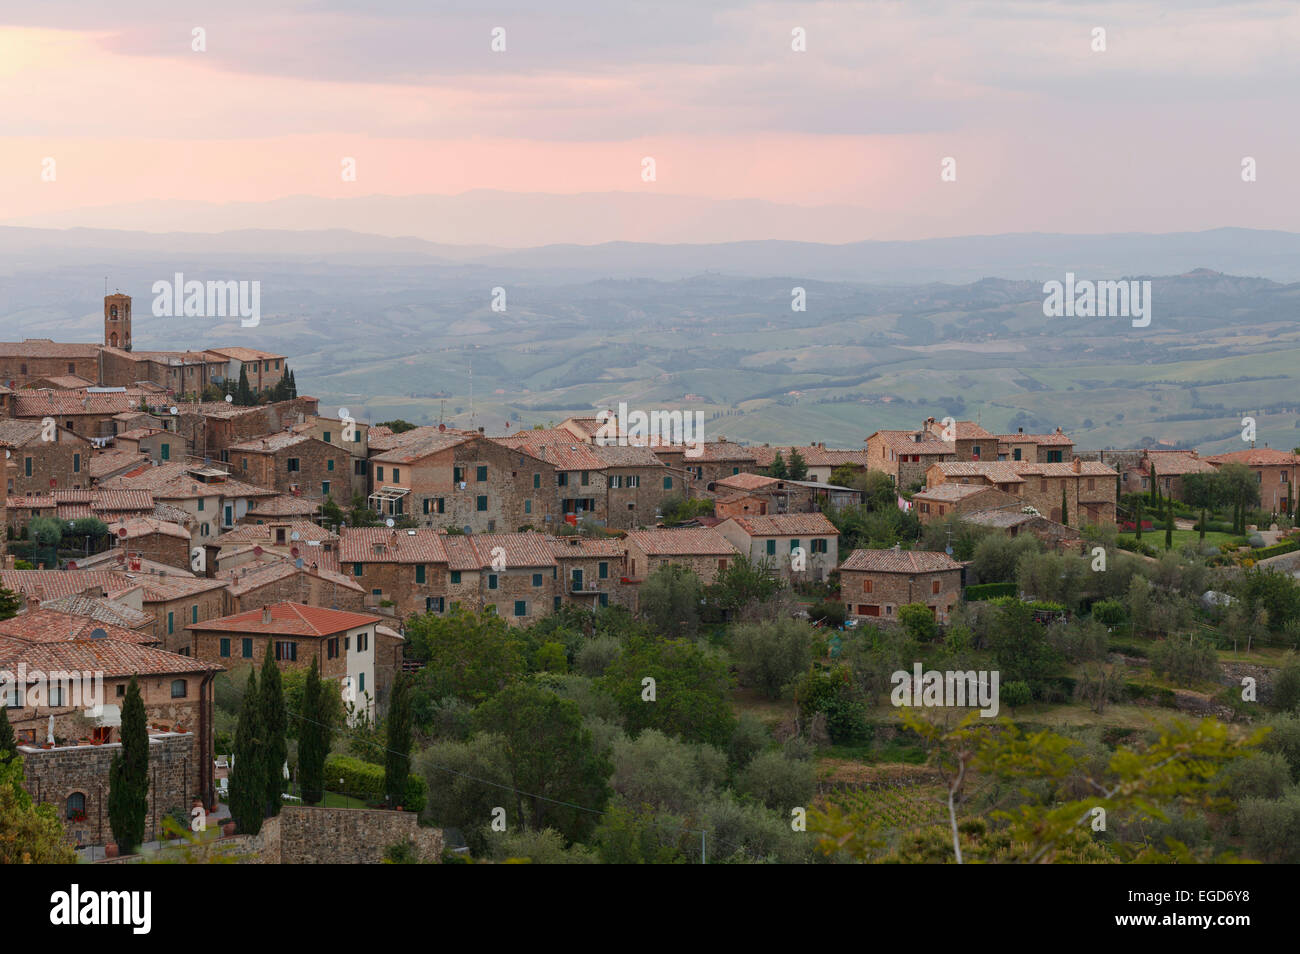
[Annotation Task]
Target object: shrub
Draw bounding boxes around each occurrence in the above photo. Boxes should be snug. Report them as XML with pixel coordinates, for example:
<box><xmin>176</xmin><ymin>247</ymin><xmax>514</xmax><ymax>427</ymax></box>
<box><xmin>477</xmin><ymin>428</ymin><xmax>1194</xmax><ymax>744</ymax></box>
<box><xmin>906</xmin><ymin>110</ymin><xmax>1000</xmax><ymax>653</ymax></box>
<box><xmin>808</xmin><ymin>599</ymin><xmax>846</xmax><ymax>628</ymax></box>
<box><xmin>324</xmin><ymin>754</ymin><xmax>426</xmax><ymax>812</ymax></box>
<box><xmin>729</xmin><ymin>620</ymin><xmax>815</xmax><ymax>699</ymax></box>
<box><xmin>1149</xmin><ymin>639</ymin><xmax>1220</xmax><ymax>686</ymax></box>
<box><xmin>1091</xmin><ymin>598</ymin><xmax>1127</xmax><ymax>627</ymax></box>
<box><xmin>1001</xmin><ymin>681</ymin><xmax>1032</xmax><ymax>710</ymax></box>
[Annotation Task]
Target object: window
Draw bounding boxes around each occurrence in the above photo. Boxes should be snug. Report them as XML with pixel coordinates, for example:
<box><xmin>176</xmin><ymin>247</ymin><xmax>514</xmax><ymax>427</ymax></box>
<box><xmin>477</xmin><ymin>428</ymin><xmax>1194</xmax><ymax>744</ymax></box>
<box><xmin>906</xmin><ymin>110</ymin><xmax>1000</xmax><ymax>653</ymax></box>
<box><xmin>66</xmin><ymin>792</ymin><xmax>86</xmax><ymax>821</ymax></box>
<box><xmin>532</xmin><ymin>472</ymin><xmax>541</xmax><ymax>489</ymax></box>
<box><xmin>608</xmin><ymin>475</ymin><xmax>621</xmax><ymax>489</ymax></box>
<box><xmin>426</xmin><ymin>596</ymin><xmax>444</xmax><ymax>613</ymax></box>
<box><xmin>476</xmin><ymin>495</ymin><xmax>488</xmax><ymax>511</ymax></box>
<box><xmin>353</xmin><ymin>563</ymin><xmax>363</xmax><ymax>576</ymax></box>
<box><xmin>415</xmin><ymin>564</ymin><xmax>426</xmax><ymax>584</ymax></box>
<box><xmin>358</xmin><ymin>673</ymin><xmax>365</xmax><ymax>693</ymax></box>
<box><xmin>450</xmin><ymin>570</ymin><xmax>462</xmax><ymax>585</ymax></box>
<box><xmin>765</xmin><ymin>539</ymin><xmax>777</xmax><ymax>556</ymax></box>
<box><xmin>532</xmin><ymin>573</ymin><xmax>543</xmax><ymax>587</ymax></box>
<box><xmin>327</xmin><ymin>637</ymin><xmax>339</xmax><ymax>659</ymax></box>
<box><xmin>663</xmin><ymin>476</ymin><xmax>673</xmax><ymax>490</ymax></box>
<box><xmin>327</xmin><ymin>459</ymin><xmax>335</xmax><ymax>472</ymax></box>
<box><xmin>557</xmin><ymin>472</ymin><xmax>568</xmax><ymax>487</ymax></box>
<box><xmin>1087</xmin><ymin>478</ymin><xmax>1096</xmax><ymax>491</ymax></box>
<box><xmin>275</xmin><ymin>641</ymin><xmax>298</xmax><ymax>662</ymax></box>
<box><xmin>931</xmin><ymin>580</ymin><xmax>941</xmax><ymax>595</ymax></box>
<box><xmin>393</xmin><ymin>468</ymin><xmax>400</xmax><ymax>482</ymax></box>
<box><xmin>863</xmin><ymin>579</ymin><xmax>873</xmax><ymax>594</ymax></box>
<box><xmin>24</xmin><ymin>457</ymin><xmax>32</xmax><ymax>477</ymax></box>
<box><xmin>287</xmin><ymin>458</ymin><xmax>300</xmax><ymax>472</ymax></box>
<box><xmin>732</xmin><ymin>467</ymin><xmax>740</xmax><ymax>475</ymax></box>
<box><xmin>599</xmin><ymin>593</ymin><xmax>608</xmax><ymax>608</ymax></box>
<box><xmin>488</xmin><ymin>574</ymin><xmax>498</xmax><ymax>590</ymax></box>
<box><xmin>357</xmin><ymin>632</ymin><xmax>369</xmax><ymax>651</ymax></box>
<box><xmin>554</xmin><ymin>596</ymin><xmax>562</xmax><ymax>612</ymax></box>
<box><xmin>476</xmin><ymin>465</ymin><xmax>487</xmax><ymax>482</ymax></box>
<box><xmin>167</xmin><ymin>612</ymin><xmax>174</xmax><ymax>635</ymax></box>
<box><xmin>811</xmin><ymin>538</ymin><xmax>828</xmax><ymax>554</ymax></box>
<box><xmin>789</xmin><ymin>538</ymin><xmax>800</xmax><ymax>552</ymax></box>
<box><xmin>524</xmin><ymin>499</ymin><xmax>532</xmax><ymax>514</ymax></box>
<box><xmin>3</xmin><ymin>682</ymin><xmax>19</xmax><ymax>708</ymax></box>
<box><xmin>454</xmin><ymin>466</ymin><xmax>464</xmax><ymax>483</ymax></box>
<box><xmin>191</xmin><ymin>605</ymin><xmax>198</xmax><ymax>624</ymax></box>
<box><xmin>718</xmin><ymin>558</ymin><xmax>728</xmax><ymax>572</ymax></box>
<box><xmin>323</xmin><ymin>430</ymin><xmax>332</xmax><ymax>443</ymax></box>
<box><xmin>375</xmin><ymin>466</ymin><xmax>384</xmax><ymax>481</ymax></box>
<box><xmin>598</xmin><ymin>561</ymin><xmax>608</xmax><ymax>579</ymax></box>
<box><xmin>171</xmin><ymin>679</ymin><xmax>187</xmax><ymax>699</ymax></box>
<box><xmin>242</xmin><ymin>638</ymin><xmax>253</xmax><ymax>659</ymax></box>
<box><xmin>1013</xmin><ymin>448</ymin><xmax>1022</xmax><ymax>461</ymax></box>
<box><xmin>73</xmin><ymin>452</ymin><xmax>81</xmax><ymax>473</ymax></box>
<box><xmin>514</xmin><ymin>600</ymin><xmax>527</xmax><ymax>617</ymax></box>
<box><xmin>219</xmin><ymin>637</ymin><xmax>230</xmax><ymax>658</ymax></box>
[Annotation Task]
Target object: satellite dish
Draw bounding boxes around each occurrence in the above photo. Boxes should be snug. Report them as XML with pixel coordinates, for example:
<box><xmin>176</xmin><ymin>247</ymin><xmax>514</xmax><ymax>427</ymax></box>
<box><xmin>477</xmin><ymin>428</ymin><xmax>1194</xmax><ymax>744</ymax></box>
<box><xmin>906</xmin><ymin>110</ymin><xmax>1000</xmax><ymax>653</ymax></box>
<box><xmin>458</xmin><ymin>482</ymin><xmax>466</xmax><ymax>490</ymax></box>
<box><xmin>117</xmin><ymin>527</ymin><xmax>129</xmax><ymax>538</ymax></box>
<box><xmin>67</xmin><ymin>561</ymin><xmax>78</xmax><ymax>570</ymax></box>
<box><xmin>253</xmin><ymin>545</ymin><xmax>263</xmax><ymax>556</ymax></box>
<box><xmin>290</xmin><ymin>531</ymin><xmax>301</xmax><ymax>541</ymax></box>
<box><xmin>225</xmin><ymin>395</ymin><xmax>234</xmax><ymax>403</ymax></box>
<box><xmin>170</xmin><ymin>406</ymin><xmax>178</xmax><ymax>416</ymax></box>
<box><xmin>291</xmin><ymin>547</ymin><xmax>300</xmax><ymax>558</ymax></box>
<box><xmin>385</xmin><ymin>518</ymin><xmax>395</xmax><ymax>528</ymax></box>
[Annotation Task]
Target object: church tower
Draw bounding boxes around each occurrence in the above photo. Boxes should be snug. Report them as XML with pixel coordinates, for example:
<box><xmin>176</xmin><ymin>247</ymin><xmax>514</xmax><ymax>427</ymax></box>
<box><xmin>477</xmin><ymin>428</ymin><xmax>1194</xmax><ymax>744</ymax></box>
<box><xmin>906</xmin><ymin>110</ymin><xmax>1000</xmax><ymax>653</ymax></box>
<box><xmin>104</xmin><ymin>293</ymin><xmax>132</xmax><ymax>351</ymax></box>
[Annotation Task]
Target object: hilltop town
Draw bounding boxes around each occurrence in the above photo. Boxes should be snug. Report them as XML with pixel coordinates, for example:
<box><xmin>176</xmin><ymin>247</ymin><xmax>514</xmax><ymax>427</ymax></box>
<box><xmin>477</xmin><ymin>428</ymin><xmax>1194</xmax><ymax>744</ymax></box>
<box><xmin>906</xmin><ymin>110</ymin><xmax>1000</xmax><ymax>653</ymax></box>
<box><xmin>1</xmin><ymin>293</ymin><xmax>1297</xmax><ymax>864</ymax></box>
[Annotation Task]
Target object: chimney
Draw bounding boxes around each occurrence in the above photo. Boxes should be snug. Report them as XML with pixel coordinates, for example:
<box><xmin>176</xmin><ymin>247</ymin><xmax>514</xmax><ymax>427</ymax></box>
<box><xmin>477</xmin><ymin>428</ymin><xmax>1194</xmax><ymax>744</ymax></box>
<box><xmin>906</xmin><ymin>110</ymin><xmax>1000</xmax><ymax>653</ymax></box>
<box><xmin>262</xmin><ymin>605</ymin><xmax>272</xmax><ymax>624</ymax></box>
<box><xmin>478</xmin><ymin>426</ymin><xmax>485</xmax><ymax>434</ymax></box>
<box><xmin>25</xmin><ymin>594</ymin><xmax>40</xmax><ymax>613</ymax></box>
<box><xmin>1017</xmin><ymin>426</ymin><xmax>1023</xmax><ymax>434</ymax></box>
<box><xmin>1071</xmin><ymin>457</ymin><xmax>1081</xmax><ymax>473</ymax></box>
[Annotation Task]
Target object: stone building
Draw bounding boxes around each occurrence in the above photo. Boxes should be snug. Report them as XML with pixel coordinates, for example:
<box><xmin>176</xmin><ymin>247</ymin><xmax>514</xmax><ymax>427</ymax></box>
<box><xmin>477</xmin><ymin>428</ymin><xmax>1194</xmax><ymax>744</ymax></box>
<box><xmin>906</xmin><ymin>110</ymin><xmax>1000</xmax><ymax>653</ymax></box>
<box><xmin>228</xmin><ymin>432</ymin><xmax>351</xmax><ymax>505</ymax></box>
<box><xmin>1</xmin><ymin>419</ymin><xmax>94</xmax><ymax>497</ymax></box>
<box><xmin>839</xmin><ymin>548</ymin><xmax>965</xmax><ymax>623</ymax></box>
<box><xmin>621</xmin><ymin>527</ymin><xmax>739</xmax><ymax>586</ymax></box>
<box><xmin>715</xmin><ymin>513</ymin><xmax>840</xmax><ymax>583</ymax></box>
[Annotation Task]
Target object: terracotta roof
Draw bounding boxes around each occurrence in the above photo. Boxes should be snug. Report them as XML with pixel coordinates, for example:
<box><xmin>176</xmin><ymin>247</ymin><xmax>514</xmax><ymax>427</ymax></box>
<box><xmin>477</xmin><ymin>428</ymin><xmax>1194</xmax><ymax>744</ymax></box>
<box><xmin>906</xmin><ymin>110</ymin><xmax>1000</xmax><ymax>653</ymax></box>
<box><xmin>219</xmin><ymin>559</ymin><xmax>363</xmax><ymax>596</ymax></box>
<box><xmin>663</xmin><ymin>440</ymin><xmax>756</xmax><ymax>463</ymax></box>
<box><xmin>36</xmin><ymin>594</ymin><xmax>154</xmax><ymax>630</ymax></box>
<box><xmin>722</xmin><ymin>513</ymin><xmax>840</xmax><ymax>537</ymax></box>
<box><xmin>189</xmin><ymin>601</ymin><xmax>380</xmax><ymax>637</ymax></box>
<box><xmin>368</xmin><ymin>425</ymin><xmax>475</xmax><ymax>455</ymax></box>
<box><xmin>748</xmin><ymin>446</ymin><xmax>873</xmax><ymax>468</ymax></box>
<box><xmin>1204</xmin><ymin>448</ymin><xmax>1299</xmax><ymax>467</ymax></box>
<box><xmin>106</xmin><ymin>517</ymin><xmax>191</xmax><ymax>541</ymax></box>
<box><xmin>213</xmin><ymin>520</ymin><xmax>337</xmax><ymax>546</ymax></box>
<box><xmin>840</xmin><ymin>548</ymin><xmax>963</xmax><ymax>573</ymax></box>
<box><xmin>713</xmin><ymin>472</ymin><xmax>781</xmax><ymax>492</ymax></box>
<box><xmin>90</xmin><ymin>450</ymin><xmax>150</xmax><ymax>478</ymax></box>
<box><xmin>11</xmin><ymin>391</ymin><xmax>148</xmax><ymax>417</ymax></box>
<box><xmin>0</xmin><ymin>570</ymin><xmax>135</xmax><ymax>602</ymax></box>
<box><xmin>205</xmin><ymin>347</ymin><xmax>286</xmax><ymax>362</ymax></box>
<box><xmin>997</xmin><ymin>429</ymin><xmax>1074</xmax><ymax>446</ymax></box>
<box><xmin>869</xmin><ymin>430</ymin><xmax>955</xmax><ymax>454</ymax></box>
<box><xmin>913</xmin><ymin>483</ymin><xmax>1007</xmax><ymax>503</ymax></box>
<box><xmin>114</xmin><ymin>427</ymin><xmax>167</xmax><ymax>441</ymax></box>
<box><xmin>338</xmin><ymin>528</ymin><xmax>448</xmax><ymax>564</ymax></box>
<box><xmin>588</xmin><ymin>443</ymin><xmax>665</xmax><ymax>468</ymax></box>
<box><xmin>545</xmin><ymin>535</ymin><xmax>624</xmax><ymax>558</ymax></box>
<box><xmin>933</xmin><ymin>461</ymin><xmax>1025</xmax><ymax>482</ymax></box>
<box><xmin>466</xmin><ymin>532</ymin><xmax>558</xmax><ymax>568</ymax></box>
<box><xmin>228</xmin><ymin>432</ymin><xmax>317</xmax><ymax>453</ymax></box>
<box><xmin>440</xmin><ymin>534</ymin><xmax>483</xmax><ymax>571</ymax></box>
<box><xmin>1140</xmin><ymin>451</ymin><xmax>1216</xmax><ymax>476</ymax></box>
<box><xmin>247</xmin><ymin>495</ymin><xmax>319</xmax><ymax>517</ymax></box>
<box><xmin>100</xmin><ymin>461</ymin><xmax>277</xmax><ymax>499</ymax></box>
<box><xmin>4</xmin><ymin>490</ymin><xmax>156</xmax><ymax>519</ymax></box>
<box><xmin>624</xmin><ymin>527</ymin><xmax>739</xmax><ymax>557</ymax></box>
<box><xmin>0</xmin><ymin>420</ymin><xmax>51</xmax><ymax>447</ymax></box>
<box><xmin>1013</xmin><ymin>461</ymin><xmax>1117</xmax><ymax>477</ymax></box>
<box><xmin>496</xmin><ymin>429</ymin><xmax>606</xmax><ymax>471</ymax></box>
<box><xmin>0</xmin><ymin>635</ymin><xmax>221</xmax><ymax>679</ymax></box>
<box><xmin>0</xmin><ymin>608</ymin><xmax>157</xmax><ymax>645</ymax></box>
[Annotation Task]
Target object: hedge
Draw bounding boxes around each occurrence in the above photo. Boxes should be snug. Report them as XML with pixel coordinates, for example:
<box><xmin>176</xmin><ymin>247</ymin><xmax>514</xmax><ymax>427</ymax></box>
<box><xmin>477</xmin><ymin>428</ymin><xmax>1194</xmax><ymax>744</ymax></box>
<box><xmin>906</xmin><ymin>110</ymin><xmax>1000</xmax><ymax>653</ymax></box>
<box><xmin>1251</xmin><ymin>538</ymin><xmax>1300</xmax><ymax>561</ymax></box>
<box><xmin>323</xmin><ymin>754</ymin><xmax>427</xmax><ymax>813</ymax></box>
<box><xmin>964</xmin><ymin>582</ymin><xmax>1017</xmax><ymax>601</ymax></box>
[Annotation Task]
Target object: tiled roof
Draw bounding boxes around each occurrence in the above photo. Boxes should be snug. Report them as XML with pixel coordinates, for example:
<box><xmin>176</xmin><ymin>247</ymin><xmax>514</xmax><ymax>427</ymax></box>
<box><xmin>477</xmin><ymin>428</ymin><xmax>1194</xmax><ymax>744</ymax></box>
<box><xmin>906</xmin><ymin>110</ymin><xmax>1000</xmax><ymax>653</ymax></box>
<box><xmin>189</xmin><ymin>602</ymin><xmax>380</xmax><ymax>637</ymax></box>
<box><xmin>100</xmin><ymin>461</ymin><xmax>277</xmax><ymax>499</ymax></box>
<box><xmin>666</xmin><ymin>440</ymin><xmax>756</xmax><ymax>463</ymax></box>
<box><xmin>248</xmin><ymin>495</ymin><xmax>320</xmax><ymax>517</ymax></box>
<box><xmin>28</xmin><ymin>374</ymin><xmax>95</xmax><ymax>389</ymax></box>
<box><xmin>496</xmin><ymin>429</ymin><xmax>606</xmax><ymax>471</ymax></box>
<box><xmin>1204</xmin><ymin>448</ymin><xmax>1298</xmax><ymax>467</ymax></box>
<box><xmin>90</xmin><ymin>450</ymin><xmax>150</xmax><ymax>478</ymax></box>
<box><xmin>4</xmin><ymin>490</ymin><xmax>156</xmax><ymax>519</ymax></box>
<box><xmin>205</xmin><ymin>347</ymin><xmax>286</xmax><ymax>362</ymax></box>
<box><xmin>106</xmin><ymin>517</ymin><xmax>191</xmax><ymax>541</ymax></box>
<box><xmin>227</xmin><ymin>432</ymin><xmax>315</xmax><ymax>453</ymax></box>
<box><xmin>0</xmin><ymin>634</ymin><xmax>221</xmax><ymax>678</ymax></box>
<box><xmin>840</xmin><ymin>548</ymin><xmax>963</xmax><ymax>573</ymax></box>
<box><xmin>466</xmin><ymin>533</ymin><xmax>558</xmax><ymax>568</ymax></box>
<box><xmin>748</xmin><ymin>446</ymin><xmax>873</xmax><ymax>468</ymax></box>
<box><xmin>998</xmin><ymin>429</ymin><xmax>1074</xmax><ymax>446</ymax></box>
<box><xmin>0</xmin><ymin>570</ymin><xmax>135</xmax><ymax>602</ymax></box>
<box><xmin>713</xmin><ymin>472</ymin><xmax>780</xmax><ymax>491</ymax></box>
<box><xmin>963</xmin><ymin>509</ymin><xmax>1044</xmax><ymax>529</ymax></box>
<box><xmin>913</xmin><ymin>483</ymin><xmax>1006</xmax><ymax>502</ymax></box>
<box><xmin>1140</xmin><ymin>451</ymin><xmax>1216</xmax><ymax>476</ymax></box>
<box><xmin>723</xmin><ymin>513</ymin><xmax>840</xmax><ymax>537</ymax></box>
<box><xmin>11</xmin><ymin>391</ymin><xmax>148</xmax><ymax>417</ymax></box>
<box><xmin>545</xmin><ymin>535</ymin><xmax>624</xmax><ymax>558</ymax></box>
<box><xmin>1013</xmin><ymin>461</ymin><xmax>1117</xmax><ymax>477</ymax></box>
<box><xmin>869</xmin><ymin>430</ymin><xmax>955</xmax><ymax>454</ymax></box>
<box><xmin>213</xmin><ymin>520</ymin><xmax>337</xmax><ymax>546</ymax></box>
<box><xmin>220</xmin><ymin>559</ymin><xmax>363</xmax><ymax>596</ymax></box>
<box><xmin>0</xmin><ymin>420</ymin><xmax>49</xmax><ymax>447</ymax></box>
<box><xmin>37</xmin><ymin>594</ymin><xmax>154</xmax><ymax>630</ymax></box>
<box><xmin>0</xmin><ymin>608</ymin><xmax>157</xmax><ymax>645</ymax></box>
<box><xmin>588</xmin><ymin>443</ymin><xmax>665</xmax><ymax>468</ymax></box>
<box><xmin>114</xmin><ymin>427</ymin><xmax>166</xmax><ymax>441</ymax></box>
<box><xmin>371</xmin><ymin>428</ymin><xmax>475</xmax><ymax>462</ymax></box>
<box><xmin>338</xmin><ymin>528</ymin><xmax>449</xmax><ymax>564</ymax></box>
<box><xmin>933</xmin><ymin>461</ymin><xmax>1026</xmax><ymax>482</ymax></box>
<box><xmin>624</xmin><ymin>527</ymin><xmax>739</xmax><ymax>557</ymax></box>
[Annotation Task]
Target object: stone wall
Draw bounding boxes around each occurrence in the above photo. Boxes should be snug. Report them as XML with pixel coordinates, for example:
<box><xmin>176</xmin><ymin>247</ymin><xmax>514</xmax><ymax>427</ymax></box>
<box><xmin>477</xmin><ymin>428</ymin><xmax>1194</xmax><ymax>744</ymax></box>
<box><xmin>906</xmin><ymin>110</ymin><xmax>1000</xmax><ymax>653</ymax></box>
<box><xmin>21</xmin><ymin>732</ymin><xmax>196</xmax><ymax>848</ymax></box>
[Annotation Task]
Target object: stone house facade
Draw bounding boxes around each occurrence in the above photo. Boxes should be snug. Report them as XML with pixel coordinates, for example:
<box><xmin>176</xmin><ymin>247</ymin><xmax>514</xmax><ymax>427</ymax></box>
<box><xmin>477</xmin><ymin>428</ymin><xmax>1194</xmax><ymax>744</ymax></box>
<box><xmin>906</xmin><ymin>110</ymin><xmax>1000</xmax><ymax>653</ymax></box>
<box><xmin>839</xmin><ymin>548</ymin><xmax>964</xmax><ymax>623</ymax></box>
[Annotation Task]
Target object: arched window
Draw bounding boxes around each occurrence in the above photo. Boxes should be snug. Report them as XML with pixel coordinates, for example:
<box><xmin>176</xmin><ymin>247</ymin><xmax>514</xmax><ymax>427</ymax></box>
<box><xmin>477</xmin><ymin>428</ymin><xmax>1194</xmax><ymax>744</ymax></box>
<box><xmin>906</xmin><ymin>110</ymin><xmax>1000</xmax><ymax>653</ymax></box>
<box><xmin>110</xmin><ymin>305</ymin><xmax>118</xmax><ymax>318</ymax></box>
<box><xmin>66</xmin><ymin>792</ymin><xmax>86</xmax><ymax>820</ymax></box>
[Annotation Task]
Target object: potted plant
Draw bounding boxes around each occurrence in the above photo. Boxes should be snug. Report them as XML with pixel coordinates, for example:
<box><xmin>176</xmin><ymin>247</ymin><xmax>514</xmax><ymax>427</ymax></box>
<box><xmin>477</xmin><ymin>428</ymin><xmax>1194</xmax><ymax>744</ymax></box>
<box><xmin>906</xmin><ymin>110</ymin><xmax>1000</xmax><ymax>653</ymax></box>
<box><xmin>221</xmin><ymin>821</ymin><xmax>236</xmax><ymax>837</ymax></box>
<box><xmin>104</xmin><ymin>843</ymin><xmax>119</xmax><ymax>858</ymax></box>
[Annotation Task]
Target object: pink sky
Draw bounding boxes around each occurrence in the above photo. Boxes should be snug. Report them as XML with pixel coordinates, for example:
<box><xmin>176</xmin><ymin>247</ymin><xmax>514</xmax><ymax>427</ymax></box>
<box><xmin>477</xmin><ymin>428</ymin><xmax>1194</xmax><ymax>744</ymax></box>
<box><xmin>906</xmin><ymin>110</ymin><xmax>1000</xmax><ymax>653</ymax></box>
<box><xmin>2</xmin><ymin>3</ymin><xmax>1299</xmax><ymax>242</ymax></box>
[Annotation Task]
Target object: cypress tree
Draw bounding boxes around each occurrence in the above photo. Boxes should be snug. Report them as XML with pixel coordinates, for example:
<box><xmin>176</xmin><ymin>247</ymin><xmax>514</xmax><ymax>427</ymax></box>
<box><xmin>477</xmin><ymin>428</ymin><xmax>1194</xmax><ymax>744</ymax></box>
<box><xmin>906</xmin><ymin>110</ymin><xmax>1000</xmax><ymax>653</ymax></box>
<box><xmin>299</xmin><ymin>657</ymin><xmax>329</xmax><ymax>805</ymax></box>
<box><xmin>1135</xmin><ymin>500</ymin><xmax>1144</xmax><ymax>539</ymax></box>
<box><xmin>236</xmin><ymin>366</ymin><xmax>255</xmax><ymax>406</ymax></box>
<box><xmin>787</xmin><ymin>448</ymin><xmax>808</xmax><ymax>481</ymax></box>
<box><xmin>1060</xmin><ymin>485</ymin><xmax>1068</xmax><ymax>527</ymax></box>
<box><xmin>1165</xmin><ymin>498</ymin><xmax>1174</xmax><ymax>550</ymax></box>
<box><xmin>229</xmin><ymin>669</ymin><xmax>263</xmax><ymax>835</ymax></box>
<box><xmin>384</xmin><ymin>674</ymin><xmax>412</xmax><ymax>808</ymax></box>
<box><xmin>108</xmin><ymin>676</ymin><xmax>148</xmax><ymax>853</ymax></box>
<box><xmin>259</xmin><ymin>643</ymin><xmax>287</xmax><ymax>817</ymax></box>
<box><xmin>769</xmin><ymin>452</ymin><xmax>788</xmax><ymax>479</ymax></box>
<box><xmin>0</xmin><ymin>584</ymin><xmax>20</xmax><ymax>620</ymax></box>
<box><xmin>0</xmin><ymin>706</ymin><xmax>18</xmax><ymax>764</ymax></box>
<box><xmin>1149</xmin><ymin>464</ymin><xmax>1157</xmax><ymax>505</ymax></box>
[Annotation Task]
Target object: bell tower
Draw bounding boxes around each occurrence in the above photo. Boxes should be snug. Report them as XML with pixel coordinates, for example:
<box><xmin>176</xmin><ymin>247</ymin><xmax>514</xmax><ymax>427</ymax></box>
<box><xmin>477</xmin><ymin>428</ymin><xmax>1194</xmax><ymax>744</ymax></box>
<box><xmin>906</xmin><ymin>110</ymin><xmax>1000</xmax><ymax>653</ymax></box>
<box><xmin>104</xmin><ymin>293</ymin><xmax>132</xmax><ymax>351</ymax></box>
